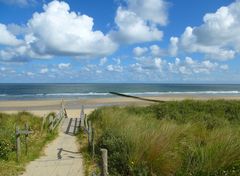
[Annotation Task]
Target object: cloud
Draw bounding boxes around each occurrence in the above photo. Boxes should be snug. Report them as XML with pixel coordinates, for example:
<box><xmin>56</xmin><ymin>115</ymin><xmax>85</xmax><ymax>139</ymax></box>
<box><xmin>26</xmin><ymin>71</ymin><xmax>34</xmax><ymax>76</ymax></box>
<box><xmin>0</xmin><ymin>38</ymin><xmax>50</xmax><ymax>62</ymax></box>
<box><xmin>114</xmin><ymin>58</ymin><xmax>121</xmax><ymax>65</ymax></box>
<box><xmin>0</xmin><ymin>0</ymin><xmax>36</xmax><ymax>7</ymax></box>
<box><xmin>0</xmin><ymin>67</ymin><xmax>15</xmax><ymax>74</ymax></box>
<box><xmin>133</xmin><ymin>46</ymin><xmax>148</xmax><ymax>56</ymax></box>
<box><xmin>7</xmin><ymin>23</ymin><xmax>29</xmax><ymax>36</ymax></box>
<box><xmin>126</xmin><ymin>0</ymin><xmax>169</xmax><ymax>26</ymax></box>
<box><xmin>99</xmin><ymin>57</ymin><xmax>108</xmax><ymax>66</ymax></box>
<box><xmin>106</xmin><ymin>65</ymin><xmax>123</xmax><ymax>72</ymax></box>
<box><xmin>28</xmin><ymin>1</ymin><xmax>117</xmax><ymax>58</ymax></box>
<box><xmin>131</xmin><ymin>55</ymin><xmax>166</xmax><ymax>72</ymax></box>
<box><xmin>178</xmin><ymin>1</ymin><xmax>240</xmax><ymax>61</ymax></box>
<box><xmin>220</xmin><ymin>64</ymin><xmax>229</xmax><ymax>70</ymax></box>
<box><xmin>40</xmin><ymin>68</ymin><xmax>48</xmax><ymax>74</ymax></box>
<box><xmin>169</xmin><ymin>37</ymin><xmax>179</xmax><ymax>56</ymax></box>
<box><xmin>110</xmin><ymin>0</ymin><xmax>169</xmax><ymax>44</ymax></box>
<box><xmin>133</xmin><ymin>44</ymin><xmax>169</xmax><ymax>58</ymax></box>
<box><xmin>150</xmin><ymin>45</ymin><xmax>165</xmax><ymax>56</ymax></box>
<box><xmin>168</xmin><ymin>57</ymin><xmax>227</xmax><ymax>75</ymax></box>
<box><xmin>0</xmin><ymin>24</ymin><xmax>23</xmax><ymax>46</ymax></box>
<box><xmin>0</xmin><ymin>1</ymin><xmax>118</xmax><ymax>62</ymax></box>
<box><xmin>58</xmin><ymin>63</ymin><xmax>71</xmax><ymax>70</ymax></box>
<box><xmin>110</xmin><ymin>7</ymin><xmax>163</xmax><ymax>44</ymax></box>
<box><xmin>0</xmin><ymin>67</ymin><xmax>6</xmax><ymax>71</ymax></box>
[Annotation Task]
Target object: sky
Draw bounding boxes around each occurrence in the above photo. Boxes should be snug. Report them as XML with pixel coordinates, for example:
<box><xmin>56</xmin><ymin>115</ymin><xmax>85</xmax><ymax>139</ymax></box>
<box><xmin>0</xmin><ymin>0</ymin><xmax>239</xmax><ymax>83</ymax></box>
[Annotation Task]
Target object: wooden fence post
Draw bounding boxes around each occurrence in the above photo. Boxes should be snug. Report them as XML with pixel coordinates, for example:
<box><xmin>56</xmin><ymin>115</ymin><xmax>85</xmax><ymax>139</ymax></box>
<box><xmin>25</xmin><ymin>123</ymin><xmax>29</xmax><ymax>155</ymax></box>
<box><xmin>88</xmin><ymin>121</ymin><xmax>92</xmax><ymax>149</ymax></box>
<box><xmin>16</xmin><ymin>126</ymin><xmax>20</xmax><ymax>162</ymax></box>
<box><xmin>84</xmin><ymin>114</ymin><xmax>88</xmax><ymax>129</ymax></box>
<box><xmin>61</xmin><ymin>98</ymin><xmax>64</xmax><ymax>110</ymax></box>
<box><xmin>41</xmin><ymin>115</ymin><xmax>46</xmax><ymax>133</ymax></box>
<box><xmin>64</xmin><ymin>108</ymin><xmax>68</xmax><ymax>118</ymax></box>
<box><xmin>80</xmin><ymin>105</ymin><xmax>85</xmax><ymax>127</ymax></box>
<box><xmin>49</xmin><ymin>115</ymin><xmax>54</xmax><ymax>132</ymax></box>
<box><xmin>100</xmin><ymin>148</ymin><xmax>108</xmax><ymax>176</ymax></box>
<box><xmin>91</xmin><ymin>128</ymin><xmax>95</xmax><ymax>158</ymax></box>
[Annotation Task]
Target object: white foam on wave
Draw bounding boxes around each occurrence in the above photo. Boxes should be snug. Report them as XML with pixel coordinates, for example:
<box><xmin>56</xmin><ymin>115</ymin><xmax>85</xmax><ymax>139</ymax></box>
<box><xmin>45</xmin><ymin>92</ymin><xmax>110</xmax><ymax>96</ymax></box>
<box><xmin>124</xmin><ymin>91</ymin><xmax>240</xmax><ymax>95</ymax></box>
<box><xmin>1</xmin><ymin>91</ymin><xmax>240</xmax><ymax>98</ymax></box>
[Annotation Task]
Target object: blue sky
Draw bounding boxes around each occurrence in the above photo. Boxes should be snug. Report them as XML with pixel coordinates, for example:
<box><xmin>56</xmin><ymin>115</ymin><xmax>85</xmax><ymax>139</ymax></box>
<box><xmin>0</xmin><ymin>0</ymin><xmax>239</xmax><ymax>83</ymax></box>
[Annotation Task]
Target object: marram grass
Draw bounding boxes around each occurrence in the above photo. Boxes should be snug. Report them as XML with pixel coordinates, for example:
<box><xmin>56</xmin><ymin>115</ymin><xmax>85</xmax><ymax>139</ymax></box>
<box><xmin>88</xmin><ymin>100</ymin><xmax>240</xmax><ymax>176</ymax></box>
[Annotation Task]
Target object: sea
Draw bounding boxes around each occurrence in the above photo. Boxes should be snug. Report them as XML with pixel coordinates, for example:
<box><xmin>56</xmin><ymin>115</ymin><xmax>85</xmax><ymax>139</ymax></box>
<box><xmin>0</xmin><ymin>83</ymin><xmax>240</xmax><ymax>100</ymax></box>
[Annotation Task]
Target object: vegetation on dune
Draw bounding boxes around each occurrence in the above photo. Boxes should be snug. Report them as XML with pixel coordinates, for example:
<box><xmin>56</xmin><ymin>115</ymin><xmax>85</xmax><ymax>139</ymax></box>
<box><xmin>0</xmin><ymin>111</ymin><xmax>58</xmax><ymax>176</ymax></box>
<box><xmin>87</xmin><ymin>100</ymin><xmax>240</xmax><ymax>176</ymax></box>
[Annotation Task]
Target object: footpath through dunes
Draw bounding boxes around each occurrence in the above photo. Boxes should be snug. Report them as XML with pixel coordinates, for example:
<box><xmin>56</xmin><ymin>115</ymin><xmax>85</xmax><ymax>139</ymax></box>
<box><xmin>21</xmin><ymin>117</ymin><xmax>84</xmax><ymax>176</ymax></box>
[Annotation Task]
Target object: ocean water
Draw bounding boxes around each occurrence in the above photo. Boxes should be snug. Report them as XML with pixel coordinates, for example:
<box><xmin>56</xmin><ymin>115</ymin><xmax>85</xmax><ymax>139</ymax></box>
<box><xmin>0</xmin><ymin>83</ymin><xmax>240</xmax><ymax>100</ymax></box>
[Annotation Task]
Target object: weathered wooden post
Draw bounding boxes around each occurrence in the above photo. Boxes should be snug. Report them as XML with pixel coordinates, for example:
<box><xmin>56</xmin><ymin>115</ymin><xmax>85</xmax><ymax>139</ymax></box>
<box><xmin>91</xmin><ymin>128</ymin><xmax>95</xmax><ymax>158</ymax></box>
<box><xmin>88</xmin><ymin>121</ymin><xmax>92</xmax><ymax>148</ymax></box>
<box><xmin>49</xmin><ymin>115</ymin><xmax>54</xmax><ymax>132</ymax></box>
<box><xmin>84</xmin><ymin>114</ymin><xmax>88</xmax><ymax>129</ymax></box>
<box><xmin>79</xmin><ymin>117</ymin><xmax>82</xmax><ymax>130</ymax></box>
<box><xmin>41</xmin><ymin>115</ymin><xmax>46</xmax><ymax>133</ymax></box>
<box><xmin>16</xmin><ymin>126</ymin><xmax>20</xmax><ymax>162</ymax></box>
<box><xmin>61</xmin><ymin>98</ymin><xmax>64</xmax><ymax>110</ymax></box>
<box><xmin>80</xmin><ymin>105</ymin><xmax>84</xmax><ymax>127</ymax></box>
<box><xmin>64</xmin><ymin>108</ymin><xmax>68</xmax><ymax>118</ymax></box>
<box><xmin>100</xmin><ymin>148</ymin><xmax>108</xmax><ymax>176</ymax></box>
<box><xmin>25</xmin><ymin>123</ymin><xmax>29</xmax><ymax>155</ymax></box>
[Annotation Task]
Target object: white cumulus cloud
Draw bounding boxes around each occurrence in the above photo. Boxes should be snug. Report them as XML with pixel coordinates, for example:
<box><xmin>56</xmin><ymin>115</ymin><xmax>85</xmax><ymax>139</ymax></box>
<box><xmin>26</xmin><ymin>71</ymin><xmax>34</xmax><ymax>76</ymax></box>
<box><xmin>169</xmin><ymin>37</ymin><xmax>179</xmax><ymax>56</ymax></box>
<box><xmin>126</xmin><ymin>0</ymin><xmax>169</xmax><ymax>26</ymax></box>
<box><xmin>0</xmin><ymin>0</ymin><xmax>36</xmax><ymax>7</ymax></box>
<box><xmin>106</xmin><ymin>65</ymin><xmax>123</xmax><ymax>72</ymax></box>
<box><xmin>0</xmin><ymin>24</ymin><xmax>22</xmax><ymax>46</ymax></box>
<box><xmin>110</xmin><ymin>7</ymin><xmax>163</xmax><ymax>44</ymax></box>
<box><xmin>168</xmin><ymin>57</ymin><xmax>227</xmax><ymax>75</ymax></box>
<box><xmin>178</xmin><ymin>1</ymin><xmax>240</xmax><ymax>61</ymax></box>
<box><xmin>133</xmin><ymin>46</ymin><xmax>148</xmax><ymax>56</ymax></box>
<box><xmin>99</xmin><ymin>57</ymin><xmax>108</xmax><ymax>66</ymax></box>
<box><xmin>58</xmin><ymin>63</ymin><xmax>71</xmax><ymax>70</ymax></box>
<box><xmin>40</xmin><ymin>68</ymin><xmax>48</xmax><ymax>74</ymax></box>
<box><xmin>0</xmin><ymin>0</ymin><xmax>118</xmax><ymax>62</ymax></box>
<box><xmin>28</xmin><ymin>0</ymin><xmax>117</xmax><ymax>58</ymax></box>
<box><xmin>150</xmin><ymin>45</ymin><xmax>165</xmax><ymax>56</ymax></box>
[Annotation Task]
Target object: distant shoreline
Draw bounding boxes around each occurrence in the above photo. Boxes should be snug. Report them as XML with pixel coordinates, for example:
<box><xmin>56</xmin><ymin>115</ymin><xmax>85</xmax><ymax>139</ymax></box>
<box><xmin>1</xmin><ymin>83</ymin><xmax>240</xmax><ymax>101</ymax></box>
<box><xmin>1</xmin><ymin>96</ymin><xmax>240</xmax><ymax>117</ymax></box>
<box><xmin>1</xmin><ymin>92</ymin><xmax>240</xmax><ymax>101</ymax></box>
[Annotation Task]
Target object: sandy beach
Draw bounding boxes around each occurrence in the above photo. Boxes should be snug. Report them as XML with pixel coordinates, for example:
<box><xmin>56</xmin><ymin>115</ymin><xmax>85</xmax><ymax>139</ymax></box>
<box><xmin>1</xmin><ymin>95</ymin><xmax>240</xmax><ymax>117</ymax></box>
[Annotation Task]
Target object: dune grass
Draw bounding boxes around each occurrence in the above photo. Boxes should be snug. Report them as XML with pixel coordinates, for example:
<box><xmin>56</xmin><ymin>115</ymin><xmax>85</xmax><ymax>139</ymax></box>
<box><xmin>0</xmin><ymin>111</ymin><xmax>58</xmax><ymax>176</ymax></box>
<box><xmin>88</xmin><ymin>100</ymin><xmax>240</xmax><ymax>175</ymax></box>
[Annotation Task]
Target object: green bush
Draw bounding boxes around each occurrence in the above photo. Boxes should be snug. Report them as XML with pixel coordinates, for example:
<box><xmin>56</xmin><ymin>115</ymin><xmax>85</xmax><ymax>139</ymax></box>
<box><xmin>0</xmin><ymin>139</ymin><xmax>13</xmax><ymax>160</ymax></box>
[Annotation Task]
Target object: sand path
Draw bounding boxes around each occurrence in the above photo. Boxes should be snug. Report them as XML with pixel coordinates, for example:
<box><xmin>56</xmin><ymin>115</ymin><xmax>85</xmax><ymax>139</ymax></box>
<box><xmin>20</xmin><ymin>117</ymin><xmax>84</xmax><ymax>176</ymax></box>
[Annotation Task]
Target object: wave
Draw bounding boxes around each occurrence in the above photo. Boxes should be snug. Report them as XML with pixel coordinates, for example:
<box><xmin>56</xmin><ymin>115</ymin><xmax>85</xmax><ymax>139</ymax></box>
<box><xmin>0</xmin><ymin>92</ymin><xmax>110</xmax><ymax>97</ymax></box>
<box><xmin>125</xmin><ymin>91</ymin><xmax>240</xmax><ymax>95</ymax></box>
<box><xmin>1</xmin><ymin>91</ymin><xmax>240</xmax><ymax>98</ymax></box>
<box><xmin>43</xmin><ymin>92</ymin><xmax>110</xmax><ymax>96</ymax></box>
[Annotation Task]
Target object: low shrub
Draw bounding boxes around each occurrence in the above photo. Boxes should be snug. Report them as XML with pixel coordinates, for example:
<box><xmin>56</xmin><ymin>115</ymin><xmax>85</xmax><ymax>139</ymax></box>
<box><xmin>0</xmin><ymin>139</ymin><xmax>13</xmax><ymax>160</ymax></box>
